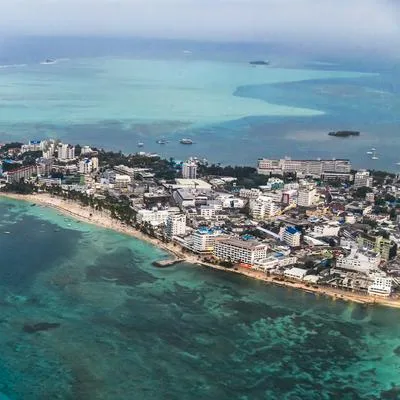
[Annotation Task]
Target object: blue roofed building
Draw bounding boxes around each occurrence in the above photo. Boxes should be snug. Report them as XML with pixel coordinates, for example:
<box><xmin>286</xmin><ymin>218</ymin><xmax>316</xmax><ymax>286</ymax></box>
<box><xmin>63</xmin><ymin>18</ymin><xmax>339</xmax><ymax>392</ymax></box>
<box><xmin>280</xmin><ymin>226</ymin><xmax>301</xmax><ymax>247</ymax></box>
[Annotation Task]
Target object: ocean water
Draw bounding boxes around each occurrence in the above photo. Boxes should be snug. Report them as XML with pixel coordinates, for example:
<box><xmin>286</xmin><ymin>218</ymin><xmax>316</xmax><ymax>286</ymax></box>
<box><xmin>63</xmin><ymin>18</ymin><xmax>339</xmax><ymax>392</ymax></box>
<box><xmin>1</xmin><ymin>197</ymin><xmax>400</xmax><ymax>399</ymax></box>
<box><xmin>0</xmin><ymin>37</ymin><xmax>399</xmax><ymax>170</ymax></box>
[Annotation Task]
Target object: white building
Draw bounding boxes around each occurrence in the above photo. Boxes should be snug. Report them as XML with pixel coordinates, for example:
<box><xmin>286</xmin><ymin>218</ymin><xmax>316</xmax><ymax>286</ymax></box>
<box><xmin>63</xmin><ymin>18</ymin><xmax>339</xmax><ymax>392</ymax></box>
<box><xmin>257</xmin><ymin>158</ymin><xmax>351</xmax><ymax>177</ymax></box>
<box><xmin>36</xmin><ymin>158</ymin><xmax>53</xmax><ymax>176</ymax></box>
<box><xmin>239</xmin><ymin>188</ymin><xmax>261</xmax><ymax>199</ymax></box>
<box><xmin>80</xmin><ymin>145</ymin><xmax>93</xmax><ymax>155</ymax></box>
<box><xmin>284</xmin><ymin>267</ymin><xmax>308</xmax><ymax>280</ymax></box>
<box><xmin>368</xmin><ymin>275</ymin><xmax>392</xmax><ymax>297</ymax></box>
<box><xmin>297</xmin><ymin>186</ymin><xmax>317</xmax><ymax>207</ymax></box>
<box><xmin>366</xmin><ymin>192</ymin><xmax>375</xmax><ymax>202</ymax></box>
<box><xmin>214</xmin><ymin>238</ymin><xmax>268</xmax><ymax>265</ymax></box>
<box><xmin>173</xmin><ymin>189</ymin><xmax>196</xmax><ymax>208</ymax></box>
<box><xmin>79</xmin><ymin>157</ymin><xmax>99</xmax><ymax>174</ymax></box>
<box><xmin>91</xmin><ymin>157</ymin><xmax>99</xmax><ymax>171</ymax></box>
<box><xmin>57</xmin><ymin>143</ymin><xmax>75</xmax><ymax>160</ymax></box>
<box><xmin>166</xmin><ymin>214</ymin><xmax>187</xmax><ymax>238</ymax></box>
<box><xmin>312</xmin><ymin>222</ymin><xmax>340</xmax><ymax>237</ymax></box>
<box><xmin>79</xmin><ymin>159</ymin><xmax>93</xmax><ymax>174</ymax></box>
<box><xmin>251</xmin><ymin>196</ymin><xmax>280</xmax><ymax>220</ymax></box>
<box><xmin>136</xmin><ymin>209</ymin><xmax>169</xmax><ymax>226</ymax></box>
<box><xmin>345</xmin><ymin>213</ymin><xmax>356</xmax><ymax>224</ymax></box>
<box><xmin>21</xmin><ymin>140</ymin><xmax>43</xmax><ymax>154</ymax></box>
<box><xmin>280</xmin><ymin>226</ymin><xmax>301</xmax><ymax>247</ymax></box>
<box><xmin>221</xmin><ymin>197</ymin><xmax>245</xmax><ymax>209</ymax></box>
<box><xmin>182</xmin><ymin>159</ymin><xmax>198</xmax><ymax>179</ymax></box>
<box><xmin>199</xmin><ymin>205</ymin><xmax>216</xmax><ymax>220</ymax></box>
<box><xmin>354</xmin><ymin>170</ymin><xmax>372</xmax><ymax>189</ymax></box>
<box><xmin>335</xmin><ymin>249</ymin><xmax>381</xmax><ymax>274</ymax></box>
<box><xmin>192</xmin><ymin>228</ymin><xmax>222</xmax><ymax>253</ymax></box>
<box><xmin>253</xmin><ymin>256</ymin><xmax>297</xmax><ymax>271</ymax></box>
<box><xmin>114</xmin><ymin>174</ymin><xmax>131</xmax><ymax>189</ymax></box>
<box><xmin>173</xmin><ymin>179</ymin><xmax>212</xmax><ymax>192</ymax></box>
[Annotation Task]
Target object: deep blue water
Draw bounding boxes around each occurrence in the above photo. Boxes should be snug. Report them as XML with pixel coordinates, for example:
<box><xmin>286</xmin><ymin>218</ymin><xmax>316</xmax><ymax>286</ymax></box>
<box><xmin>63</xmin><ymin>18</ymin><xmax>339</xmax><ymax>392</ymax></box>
<box><xmin>1</xmin><ymin>198</ymin><xmax>400</xmax><ymax>399</ymax></box>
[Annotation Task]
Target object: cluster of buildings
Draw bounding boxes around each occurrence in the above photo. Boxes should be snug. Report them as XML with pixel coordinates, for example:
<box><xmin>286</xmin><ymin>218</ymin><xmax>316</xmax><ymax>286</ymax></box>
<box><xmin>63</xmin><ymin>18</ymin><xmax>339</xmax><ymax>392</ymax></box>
<box><xmin>0</xmin><ymin>140</ymin><xmax>99</xmax><ymax>184</ymax></box>
<box><xmin>2</xmin><ymin>141</ymin><xmax>400</xmax><ymax>299</ymax></box>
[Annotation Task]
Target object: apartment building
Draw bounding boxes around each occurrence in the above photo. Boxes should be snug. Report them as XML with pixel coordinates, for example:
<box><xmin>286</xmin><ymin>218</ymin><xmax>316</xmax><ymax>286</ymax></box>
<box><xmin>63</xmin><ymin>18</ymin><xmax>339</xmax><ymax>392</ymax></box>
<box><xmin>214</xmin><ymin>238</ymin><xmax>268</xmax><ymax>265</ymax></box>
<box><xmin>257</xmin><ymin>158</ymin><xmax>351</xmax><ymax>177</ymax></box>
<box><xmin>165</xmin><ymin>214</ymin><xmax>187</xmax><ymax>238</ymax></box>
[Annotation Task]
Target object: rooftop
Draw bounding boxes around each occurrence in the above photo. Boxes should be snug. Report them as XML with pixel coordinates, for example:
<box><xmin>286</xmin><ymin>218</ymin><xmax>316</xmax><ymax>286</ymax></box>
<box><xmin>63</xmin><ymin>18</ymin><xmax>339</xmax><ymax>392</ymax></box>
<box><xmin>216</xmin><ymin>237</ymin><xmax>267</xmax><ymax>250</ymax></box>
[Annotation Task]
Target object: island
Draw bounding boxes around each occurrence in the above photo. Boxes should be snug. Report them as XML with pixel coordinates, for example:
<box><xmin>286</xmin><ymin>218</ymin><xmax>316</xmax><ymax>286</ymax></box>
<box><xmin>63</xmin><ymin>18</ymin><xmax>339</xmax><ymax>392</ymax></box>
<box><xmin>249</xmin><ymin>60</ymin><xmax>270</xmax><ymax>66</ymax></box>
<box><xmin>328</xmin><ymin>130</ymin><xmax>360</xmax><ymax>138</ymax></box>
<box><xmin>1</xmin><ymin>139</ymin><xmax>400</xmax><ymax>309</ymax></box>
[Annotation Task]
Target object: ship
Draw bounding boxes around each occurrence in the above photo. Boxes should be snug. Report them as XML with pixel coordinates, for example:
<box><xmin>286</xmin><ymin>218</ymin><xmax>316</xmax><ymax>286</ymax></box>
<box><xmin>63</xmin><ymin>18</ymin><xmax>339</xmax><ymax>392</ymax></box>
<box><xmin>156</xmin><ymin>139</ymin><xmax>167</xmax><ymax>145</ymax></box>
<box><xmin>137</xmin><ymin>142</ymin><xmax>144</xmax><ymax>148</ymax></box>
<box><xmin>249</xmin><ymin>60</ymin><xmax>270</xmax><ymax>66</ymax></box>
<box><xmin>328</xmin><ymin>130</ymin><xmax>360</xmax><ymax>137</ymax></box>
<box><xmin>180</xmin><ymin>138</ymin><xmax>193</xmax><ymax>145</ymax></box>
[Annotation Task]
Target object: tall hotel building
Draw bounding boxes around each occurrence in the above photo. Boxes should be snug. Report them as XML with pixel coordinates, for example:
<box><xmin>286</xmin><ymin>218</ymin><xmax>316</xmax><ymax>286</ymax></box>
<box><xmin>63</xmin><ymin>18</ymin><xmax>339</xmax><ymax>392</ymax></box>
<box><xmin>214</xmin><ymin>238</ymin><xmax>268</xmax><ymax>265</ymax></box>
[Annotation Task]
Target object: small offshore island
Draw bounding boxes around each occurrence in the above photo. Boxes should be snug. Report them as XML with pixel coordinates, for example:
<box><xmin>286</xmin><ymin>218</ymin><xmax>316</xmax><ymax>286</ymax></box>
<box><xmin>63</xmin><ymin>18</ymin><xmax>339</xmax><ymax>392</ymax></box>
<box><xmin>1</xmin><ymin>139</ymin><xmax>400</xmax><ymax>308</ymax></box>
<box><xmin>328</xmin><ymin>130</ymin><xmax>361</xmax><ymax>138</ymax></box>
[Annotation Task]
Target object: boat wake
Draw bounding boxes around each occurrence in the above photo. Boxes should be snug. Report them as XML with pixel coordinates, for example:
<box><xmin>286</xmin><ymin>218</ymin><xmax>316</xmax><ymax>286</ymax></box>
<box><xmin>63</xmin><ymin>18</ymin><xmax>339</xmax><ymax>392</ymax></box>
<box><xmin>40</xmin><ymin>58</ymin><xmax>69</xmax><ymax>65</ymax></box>
<box><xmin>0</xmin><ymin>64</ymin><xmax>27</xmax><ymax>69</ymax></box>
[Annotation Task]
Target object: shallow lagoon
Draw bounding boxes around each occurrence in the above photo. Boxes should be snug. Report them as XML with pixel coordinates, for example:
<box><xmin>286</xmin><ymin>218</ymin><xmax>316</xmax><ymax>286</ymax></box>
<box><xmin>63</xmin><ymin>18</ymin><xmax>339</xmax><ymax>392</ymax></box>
<box><xmin>1</xmin><ymin>198</ymin><xmax>400</xmax><ymax>399</ymax></box>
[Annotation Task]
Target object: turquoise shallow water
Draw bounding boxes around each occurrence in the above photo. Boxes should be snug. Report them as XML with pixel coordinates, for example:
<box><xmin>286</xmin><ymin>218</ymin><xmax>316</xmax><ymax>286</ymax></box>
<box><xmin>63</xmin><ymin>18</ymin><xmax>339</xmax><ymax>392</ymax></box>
<box><xmin>1</xmin><ymin>43</ymin><xmax>400</xmax><ymax>170</ymax></box>
<box><xmin>1</xmin><ymin>198</ymin><xmax>400</xmax><ymax>399</ymax></box>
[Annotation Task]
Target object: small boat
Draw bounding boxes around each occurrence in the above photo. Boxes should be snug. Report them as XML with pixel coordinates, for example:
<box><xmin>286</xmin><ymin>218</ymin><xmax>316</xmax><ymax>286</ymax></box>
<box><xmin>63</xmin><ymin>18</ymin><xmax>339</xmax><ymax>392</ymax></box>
<box><xmin>41</xmin><ymin>58</ymin><xmax>56</xmax><ymax>65</ymax></box>
<box><xmin>366</xmin><ymin>151</ymin><xmax>373</xmax><ymax>155</ymax></box>
<box><xmin>180</xmin><ymin>138</ymin><xmax>193</xmax><ymax>145</ymax></box>
<box><xmin>372</xmin><ymin>156</ymin><xmax>379</xmax><ymax>160</ymax></box>
<box><xmin>3</xmin><ymin>231</ymin><xmax>10</xmax><ymax>234</ymax></box>
<box><xmin>137</xmin><ymin>142</ymin><xmax>144</xmax><ymax>148</ymax></box>
<box><xmin>156</xmin><ymin>139</ymin><xmax>167</xmax><ymax>145</ymax></box>
<box><xmin>396</xmin><ymin>162</ymin><xmax>400</xmax><ymax>166</ymax></box>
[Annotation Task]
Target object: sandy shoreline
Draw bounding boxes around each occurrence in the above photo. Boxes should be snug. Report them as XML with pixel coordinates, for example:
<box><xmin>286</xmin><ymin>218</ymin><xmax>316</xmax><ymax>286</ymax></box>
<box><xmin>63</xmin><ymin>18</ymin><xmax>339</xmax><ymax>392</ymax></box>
<box><xmin>2</xmin><ymin>192</ymin><xmax>400</xmax><ymax>309</ymax></box>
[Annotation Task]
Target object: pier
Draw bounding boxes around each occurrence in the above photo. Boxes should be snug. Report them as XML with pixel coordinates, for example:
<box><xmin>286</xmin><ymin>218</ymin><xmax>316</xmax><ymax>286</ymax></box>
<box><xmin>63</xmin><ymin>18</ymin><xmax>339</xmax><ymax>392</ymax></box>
<box><xmin>152</xmin><ymin>258</ymin><xmax>185</xmax><ymax>268</ymax></box>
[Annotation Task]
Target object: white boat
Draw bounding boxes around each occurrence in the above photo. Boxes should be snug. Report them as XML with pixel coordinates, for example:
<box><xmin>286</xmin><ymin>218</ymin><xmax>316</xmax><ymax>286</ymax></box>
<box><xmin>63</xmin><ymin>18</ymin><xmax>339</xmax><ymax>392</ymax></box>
<box><xmin>396</xmin><ymin>162</ymin><xmax>400</xmax><ymax>166</ymax></box>
<box><xmin>366</xmin><ymin>151</ymin><xmax>373</xmax><ymax>155</ymax></box>
<box><xmin>137</xmin><ymin>142</ymin><xmax>144</xmax><ymax>148</ymax></box>
<box><xmin>180</xmin><ymin>138</ymin><xmax>193</xmax><ymax>145</ymax></box>
<box><xmin>372</xmin><ymin>156</ymin><xmax>379</xmax><ymax>160</ymax></box>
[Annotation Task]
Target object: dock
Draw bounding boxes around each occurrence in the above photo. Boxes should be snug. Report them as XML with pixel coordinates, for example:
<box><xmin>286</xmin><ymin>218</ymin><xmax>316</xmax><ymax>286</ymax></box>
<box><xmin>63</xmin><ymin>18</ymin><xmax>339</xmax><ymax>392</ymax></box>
<box><xmin>152</xmin><ymin>258</ymin><xmax>184</xmax><ymax>268</ymax></box>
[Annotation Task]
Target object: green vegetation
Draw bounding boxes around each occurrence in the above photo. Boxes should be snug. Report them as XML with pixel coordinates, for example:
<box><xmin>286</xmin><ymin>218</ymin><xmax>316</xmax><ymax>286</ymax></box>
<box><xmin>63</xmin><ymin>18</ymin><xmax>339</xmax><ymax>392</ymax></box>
<box><xmin>354</xmin><ymin>186</ymin><xmax>373</xmax><ymax>199</ymax></box>
<box><xmin>198</xmin><ymin>164</ymin><xmax>270</xmax><ymax>188</ymax></box>
<box><xmin>2</xmin><ymin>162</ymin><xmax>22</xmax><ymax>172</ymax></box>
<box><xmin>0</xmin><ymin>143</ymin><xmax>23</xmax><ymax>152</ymax></box>
<box><xmin>45</xmin><ymin>185</ymin><xmax>136</xmax><ymax>225</ymax></box>
<box><xmin>97</xmin><ymin>150</ymin><xmax>177</xmax><ymax>180</ymax></box>
<box><xmin>3</xmin><ymin>181</ymin><xmax>36</xmax><ymax>194</ymax></box>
